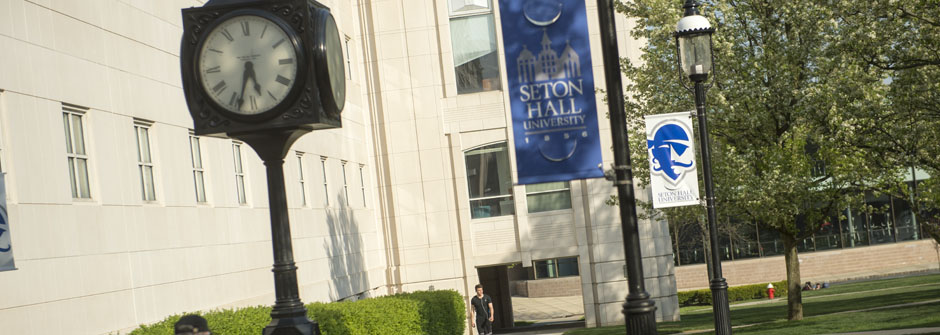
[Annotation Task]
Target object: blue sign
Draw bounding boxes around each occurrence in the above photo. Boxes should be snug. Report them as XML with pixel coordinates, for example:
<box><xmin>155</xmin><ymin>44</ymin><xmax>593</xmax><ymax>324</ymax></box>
<box><xmin>0</xmin><ymin>173</ymin><xmax>14</xmax><ymax>271</ymax></box>
<box><xmin>498</xmin><ymin>0</ymin><xmax>604</xmax><ymax>184</ymax></box>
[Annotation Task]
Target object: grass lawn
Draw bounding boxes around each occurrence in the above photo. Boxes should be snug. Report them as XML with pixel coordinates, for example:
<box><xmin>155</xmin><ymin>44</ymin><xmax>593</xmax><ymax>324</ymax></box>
<box><xmin>566</xmin><ymin>273</ymin><xmax>940</xmax><ymax>335</ymax></box>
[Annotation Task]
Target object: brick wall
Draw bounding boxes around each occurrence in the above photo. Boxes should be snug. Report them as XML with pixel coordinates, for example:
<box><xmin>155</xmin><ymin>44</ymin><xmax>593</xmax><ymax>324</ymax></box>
<box><xmin>511</xmin><ymin>276</ymin><xmax>583</xmax><ymax>297</ymax></box>
<box><xmin>675</xmin><ymin>239</ymin><xmax>940</xmax><ymax>290</ymax></box>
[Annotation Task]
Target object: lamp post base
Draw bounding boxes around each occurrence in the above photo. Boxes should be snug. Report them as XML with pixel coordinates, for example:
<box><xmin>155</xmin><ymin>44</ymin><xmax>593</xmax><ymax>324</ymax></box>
<box><xmin>710</xmin><ymin>278</ymin><xmax>732</xmax><ymax>335</ymax></box>
<box><xmin>263</xmin><ymin>316</ymin><xmax>320</xmax><ymax>335</ymax></box>
<box><xmin>623</xmin><ymin>296</ymin><xmax>658</xmax><ymax>335</ymax></box>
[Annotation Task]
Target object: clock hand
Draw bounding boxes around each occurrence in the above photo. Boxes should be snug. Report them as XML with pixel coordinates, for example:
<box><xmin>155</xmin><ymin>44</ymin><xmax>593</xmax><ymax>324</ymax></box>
<box><xmin>246</xmin><ymin>63</ymin><xmax>262</xmax><ymax>95</ymax></box>
<box><xmin>237</xmin><ymin>62</ymin><xmax>252</xmax><ymax>109</ymax></box>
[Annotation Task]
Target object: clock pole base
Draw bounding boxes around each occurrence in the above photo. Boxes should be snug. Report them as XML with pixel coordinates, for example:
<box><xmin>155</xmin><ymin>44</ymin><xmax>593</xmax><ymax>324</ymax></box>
<box><xmin>262</xmin><ymin>316</ymin><xmax>320</xmax><ymax>335</ymax></box>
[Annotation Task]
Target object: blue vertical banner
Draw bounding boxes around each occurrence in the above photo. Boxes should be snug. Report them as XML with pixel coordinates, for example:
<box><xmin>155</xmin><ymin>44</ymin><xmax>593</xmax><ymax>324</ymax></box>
<box><xmin>0</xmin><ymin>173</ymin><xmax>14</xmax><ymax>271</ymax></box>
<box><xmin>498</xmin><ymin>0</ymin><xmax>604</xmax><ymax>184</ymax></box>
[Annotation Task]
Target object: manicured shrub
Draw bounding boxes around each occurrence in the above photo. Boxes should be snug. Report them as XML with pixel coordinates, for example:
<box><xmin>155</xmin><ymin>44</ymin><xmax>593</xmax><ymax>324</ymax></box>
<box><xmin>395</xmin><ymin>290</ymin><xmax>466</xmax><ymax>335</ymax></box>
<box><xmin>129</xmin><ymin>290</ymin><xmax>466</xmax><ymax>335</ymax></box>
<box><xmin>677</xmin><ymin>280</ymin><xmax>788</xmax><ymax>306</ymax></box>
<box><xmin>308</xmin><ymin>297</ymin><xmax>423</xmax><ymax>335</ymax></box>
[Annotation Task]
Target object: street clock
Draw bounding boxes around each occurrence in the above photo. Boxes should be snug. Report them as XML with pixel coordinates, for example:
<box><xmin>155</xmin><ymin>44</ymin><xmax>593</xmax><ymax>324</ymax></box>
<box><xmin>180</xmin><ymin>0</ymin><xmax>345</xmax><ymax>136</ymax></box>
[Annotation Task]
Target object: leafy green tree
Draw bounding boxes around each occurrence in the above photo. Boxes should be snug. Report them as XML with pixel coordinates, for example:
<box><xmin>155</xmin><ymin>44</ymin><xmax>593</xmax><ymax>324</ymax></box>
<box><xmin>616</xmin><ymin>0</ymin><xmax>889</xmax><ymax>320</ymax></box>
<box><xmin>833</xmin><ymin>0</ymin><xmax>940</xmax><ymax>241</ymax></box>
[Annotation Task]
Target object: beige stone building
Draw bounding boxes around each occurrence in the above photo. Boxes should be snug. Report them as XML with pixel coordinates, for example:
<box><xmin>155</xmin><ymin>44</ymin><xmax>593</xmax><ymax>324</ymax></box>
<box><xmin>0</xmin><ymin>0</ymin><xmax>678</xmax><ymax>334</ymax></box>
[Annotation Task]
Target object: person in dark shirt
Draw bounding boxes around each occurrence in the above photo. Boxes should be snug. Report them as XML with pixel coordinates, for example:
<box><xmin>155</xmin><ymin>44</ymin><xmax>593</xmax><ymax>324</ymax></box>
<box><xmin>470</xmin><ymin>284</ymin><xmax>494</xmax><ymax>335</ymax></box>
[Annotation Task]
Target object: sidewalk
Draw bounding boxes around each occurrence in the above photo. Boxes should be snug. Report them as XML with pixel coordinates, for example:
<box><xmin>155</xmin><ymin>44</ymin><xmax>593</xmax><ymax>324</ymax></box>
<box><xmin>512</xmin><ymin>295</ymin><xmax>584</xmax><ymax>321</ymax></box>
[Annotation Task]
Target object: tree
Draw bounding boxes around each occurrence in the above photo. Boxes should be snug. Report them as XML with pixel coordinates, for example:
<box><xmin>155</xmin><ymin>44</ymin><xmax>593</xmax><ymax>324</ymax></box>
<box><xmin>617</xmin><ymin>0</ymin><xmax>886</xmax><ymax>320</ymax></box>
<box><xmin>833</xmin><ymin>0</ymin><xmax>940</xmax><ymax>241</ymax></box>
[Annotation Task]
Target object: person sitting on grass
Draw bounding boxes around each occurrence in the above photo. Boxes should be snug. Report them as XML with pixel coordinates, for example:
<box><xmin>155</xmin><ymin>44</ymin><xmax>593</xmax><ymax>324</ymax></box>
<box><xmin>803</xmin><ymin>281</ymin><xmax>814</xmax><ymax>291</ymax></box>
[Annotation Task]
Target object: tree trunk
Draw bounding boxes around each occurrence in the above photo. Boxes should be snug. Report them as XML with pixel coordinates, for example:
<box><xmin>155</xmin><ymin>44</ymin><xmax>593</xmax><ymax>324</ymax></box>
<box><xmin>782</xmin><ymin>234</ymin><xmax>803</xmax><ymax>320</ymax></box>
<box><xmin>702</xmin><ymin>231</ymin><xmax>713</xmax><ymax>282</ymax></box>
<box><xmin>700</xmin><ymin>216</ymin><xmax>713</xmax><ymax>281</ymax></box>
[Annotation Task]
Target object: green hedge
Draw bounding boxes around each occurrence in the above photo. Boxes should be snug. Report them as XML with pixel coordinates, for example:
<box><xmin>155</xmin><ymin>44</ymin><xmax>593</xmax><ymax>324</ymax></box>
<box><xmin>677</xmin><ymin>280</ymin><xmax>788</xmax><ymax>306</ymax></box>
<box><xmin>129</xmin><ymin>290</ymin><xmax>465</xmax><ymax>335</ymax></box>
<box><xmin>394</xmin><ymin>290</ymin><xmax>465</xmax><ymax>335</ymax></box>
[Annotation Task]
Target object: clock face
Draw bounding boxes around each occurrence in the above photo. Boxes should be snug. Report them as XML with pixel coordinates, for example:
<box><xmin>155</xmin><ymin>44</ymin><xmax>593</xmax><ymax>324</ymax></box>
<box><xmin>314</xmin><ymin>9</ymin><xmax>346</xmax><ymax>114</ymax></box>
<box><xmin>197</xmin><ymin>15</ymin><xmax>299</xmax><ymax>116</ymax></box>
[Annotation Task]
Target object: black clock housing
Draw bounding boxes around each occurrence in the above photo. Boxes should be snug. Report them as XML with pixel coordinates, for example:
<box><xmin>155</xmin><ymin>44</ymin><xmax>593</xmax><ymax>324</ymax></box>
<box><xmin>181</xmin><ymin>0</ymin><xmax>344</xmax><ymax>137</ymax></box>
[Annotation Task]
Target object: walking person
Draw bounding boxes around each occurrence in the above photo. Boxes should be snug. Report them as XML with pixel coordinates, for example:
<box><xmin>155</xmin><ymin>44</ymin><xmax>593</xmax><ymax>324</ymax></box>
<box><xmin>470</xmin><ymin>284</ymin><xmax>495</xmax><ymax>335</ymax></box>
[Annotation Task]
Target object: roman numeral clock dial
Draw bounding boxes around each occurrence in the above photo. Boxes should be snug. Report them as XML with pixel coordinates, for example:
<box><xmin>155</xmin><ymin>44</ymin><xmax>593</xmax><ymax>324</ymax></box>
<box><xmin>197</xmin><ymin>15</ymin><xmax>298</xmax><ymax>116</ymax></box>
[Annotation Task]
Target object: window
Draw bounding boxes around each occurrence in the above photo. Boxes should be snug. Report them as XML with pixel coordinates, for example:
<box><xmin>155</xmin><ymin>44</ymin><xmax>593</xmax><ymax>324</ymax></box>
<box><xmin>345</xmin><ymin>35</ymin><xmax>354</xmax><ymax>80</ymax></box>
<box><xmin>359</xmin><ymin>164</ymin><xmax>367</xmax><ymax>207</ymax></box>
<box><xmin>465</xmin><ymin>143</ymin><xmax>514</xmax><ymax>218</ymax></box>
<box><xmin>341</xmin><ymin>161</ymin><xmax>349</xmax><ymax>205</ymax></box>
<box><xmin>63</xmin><ymin>105</ymin><xmax>91</xmax><ymax>199</ymax></box>
<box><xmin>534</xmin><ymin>257</ymin><xmax>579</xmax><ymax>279</ymax></box>
<box><xmin>526</xmin><ymin>181</ymin><xmax>571</xmax><ymax>213</ymax></box>
<box><xmin>449</xmin><ymin>0</ymin><xmax>501</xmax><ymax>94</ymax></box>
<box><xmin>297</xmin><ymin>152</ymin><xmax>307</xmax><ymax>206</ymax></box>
<box><xmin>134</xmin><ymin>121</ymin><xmax>156</xmax><ymax>201</ymax></box>
<box><xmin>190</xmin><ymin>134</ymin><xmax>207</xmax><ymax>203</ymax></box>
<box><xmin>233</xmin><ymin>142</ymin><xmax>247</xmax><ymax>205</ymax></box>
<box><xmin>320</xmin><ymin>157</ymin><xmax>329</xmax><ymax>206</ymax></box>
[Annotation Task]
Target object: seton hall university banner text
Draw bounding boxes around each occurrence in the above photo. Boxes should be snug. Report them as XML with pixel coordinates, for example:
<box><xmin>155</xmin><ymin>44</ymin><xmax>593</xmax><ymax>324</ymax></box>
<box><xmin>498</xmin><ymin>0</ymin><xmax>604</xmax><ymax>184</ymax></box>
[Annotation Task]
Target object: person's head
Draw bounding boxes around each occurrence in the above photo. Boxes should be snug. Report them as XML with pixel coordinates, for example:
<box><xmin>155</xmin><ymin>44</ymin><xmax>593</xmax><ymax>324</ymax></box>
<box><xmin>475</xmin><ymin>284</ymin><xmax>484</xmax><ymax>296</ymax></box>
<box><xmin>175</xmin><ymin>314</ymin><xmax>211</xmax><ymax>335</ymax></box>
<box><xmin>815</xmin><ymin>283</ymin><xmax>821</xmax><ymax>288</ymax></box>
<box><xmin>805</xmin><ymin>281</ymin><xmax>811</xmax><ymax>286</ymax></box>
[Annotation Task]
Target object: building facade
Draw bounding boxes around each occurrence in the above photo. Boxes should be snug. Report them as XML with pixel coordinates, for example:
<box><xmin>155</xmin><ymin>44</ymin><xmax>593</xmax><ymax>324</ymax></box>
<box><xmin>0</xmin><ymin>0</ymin><xmax>678</xmax><ymax>334</ymax></box>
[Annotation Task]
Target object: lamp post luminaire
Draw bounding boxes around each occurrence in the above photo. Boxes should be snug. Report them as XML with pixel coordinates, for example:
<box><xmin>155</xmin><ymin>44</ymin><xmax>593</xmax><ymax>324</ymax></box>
<box><xmin>674</xmin><ymin>1</ymin><xmax>732</xmax><ymax>334</ymax></box>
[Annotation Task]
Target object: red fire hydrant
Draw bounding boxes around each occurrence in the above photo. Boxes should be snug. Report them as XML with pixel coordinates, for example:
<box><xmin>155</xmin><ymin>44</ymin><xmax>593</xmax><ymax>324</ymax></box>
<box><xmin>767</xmin><ymin>283</ymin><xmax>775</xmax><ymax>300</ymax></box>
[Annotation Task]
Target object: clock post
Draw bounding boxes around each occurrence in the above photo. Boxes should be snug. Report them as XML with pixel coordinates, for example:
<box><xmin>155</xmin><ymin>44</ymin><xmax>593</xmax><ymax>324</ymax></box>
<box><xmin>180</xmin><ymin>0</ymin><xmax>346</xmax><ymax>334</ymax></box>
<box><xmin>234</xmin><ymin>128</ymin><xmax>317</xmax><ymax>335</ymax></box>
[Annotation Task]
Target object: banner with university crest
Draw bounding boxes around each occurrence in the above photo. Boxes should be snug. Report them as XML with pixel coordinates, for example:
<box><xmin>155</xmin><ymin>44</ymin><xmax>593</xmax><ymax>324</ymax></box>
<box><xmin>0</xmin><ymin>173</ymin><xmax>14</xmax><ymax>271</ymax></box>
<box><xmin>645</xmin><ymin>112</ymin><xmax>700</xmax><ymax>208</ymax></box>
<box><xmin>498</xmin><ymin>0</ymin><xmax>604</xmax><ymax>184</ymax></box>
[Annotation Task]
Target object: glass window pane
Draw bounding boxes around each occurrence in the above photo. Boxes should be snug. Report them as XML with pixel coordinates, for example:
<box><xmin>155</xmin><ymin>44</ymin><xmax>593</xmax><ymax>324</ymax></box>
<box><xmin>450</xmin><ymin>14</ymin><xmax>501</xmax><ymax>94</ymax></box>
<box><xmin>534</xmin><ymin>260</ymin><xmax>553</xmax><ymax>279</ymax></box>
<box><xmin>360</xmin><ymin>166</ymin><xmax>367</xmax><ymax>206</ymax></box>
<box><xmin>135</xmin><ymin>127</ymin><xmax>143</xmax><ymax>162</ymax></box>
<box><xmin>142</xmin><ymin>165</ymin><xmax>155</xmax><ymax>201</ymax></box>
<box><xmin>233</xmin><ymin>144</ymin><xmax>243</xmax><ymax>173</ymax></box>
<box><xmin>71</xmin><ymin>115</ymin><xmax>85</xmax><ymax>155</ymax></box>
<box><xmin>535</xmin><ymin>259</ymin><xmax>557</xmax><ymax>278</ymax></box>
<box><xmin>527</xmin><ymin>190</ymin><xmax>571</xmax><ymax>213</ymax></box>
<box><xmin>470</xmin><ymin>196</ymin><xmax>515</xmax><ymax>219</ymax></box>
<box><xmin>194</xmin><ymin>171</ymin><xmax>206</xmax><ymax>202</ymax></box>
<box><xmin>556</xmin><ymin>257</ymin><xmax>579</xmax><ymax>277</ymax></box>
<box><xmin>236</xmin><ymin>175</ymin><xmax>246</xmax><ymax>204</ymax></box>
<box><xmin>191</xmin><ymin>137</ymin><xmax>203</xmax><ymax>168</ymax></box>
<box><xmin>139</xmin><ymin>127</ymin><xmax>151</xmax><ymax>163</ymax></box>
<box><xmin>76</xmin><ymin>158</ymin><xmax>90</xmax><ymax>198</ymax></box>
<box><xmin>465</xmin><ymin>143</ymin><xmax>513</xmax><ymax>198</ymax></box>
<box><xmin>63</xmin><ymin>114</ymin><xmax>73</xmax><ymax>154</ymax></box>
<box><xmin>894</xmin><ymin>197</ymin><xmax>919</xmax><ymax>241</ymax></box>
<box><xmin>68</xmin><ymin>157</ymin><xmax>77</xmax><ymax>198</ymax></box>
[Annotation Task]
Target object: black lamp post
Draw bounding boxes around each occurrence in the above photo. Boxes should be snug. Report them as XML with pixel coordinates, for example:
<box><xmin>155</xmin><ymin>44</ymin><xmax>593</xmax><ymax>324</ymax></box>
<box><xmin>596</xmin><ymin>1</ymin><xmax>658</xmax><ymax>334</ymax></box>
<box><xmin>674</xmin><ymin>1</ymin><xmax>732</xmax><ymax>334</ymax></box>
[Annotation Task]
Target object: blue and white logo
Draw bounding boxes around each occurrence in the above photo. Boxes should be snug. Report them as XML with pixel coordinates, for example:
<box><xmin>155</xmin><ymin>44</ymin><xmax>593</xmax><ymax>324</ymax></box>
<box><xmin>647</xmin><ymin>122</ymin><xmax>696</xmax><ymax>189</ymax></box>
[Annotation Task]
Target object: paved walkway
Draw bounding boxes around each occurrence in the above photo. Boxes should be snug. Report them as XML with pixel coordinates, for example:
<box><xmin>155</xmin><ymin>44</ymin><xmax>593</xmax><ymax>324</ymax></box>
<box><xmin>512</xmin><ymin>295</ymin><xmax>584</xmax><ymax>321</ymax></box>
